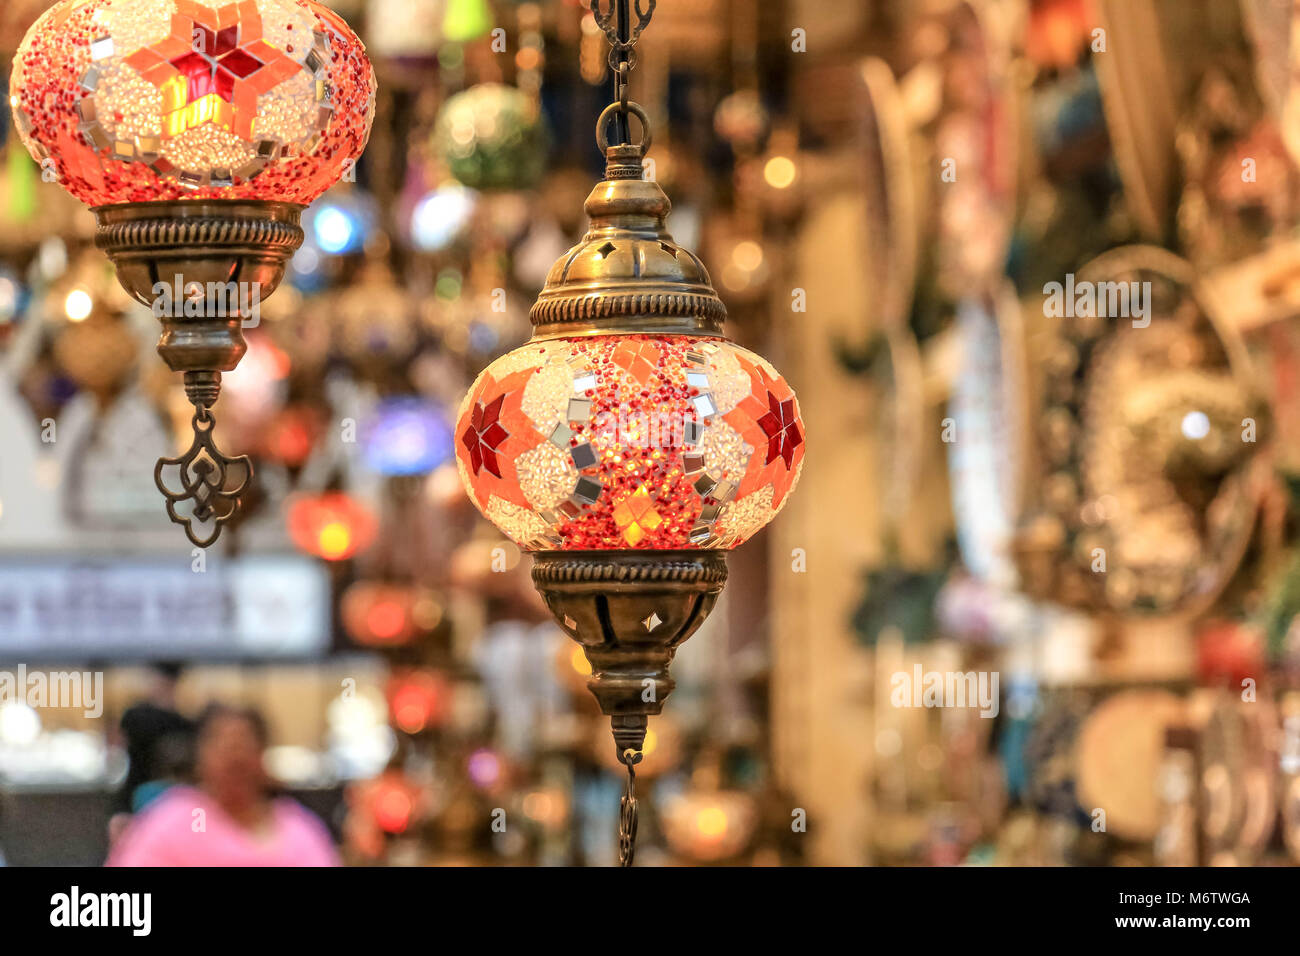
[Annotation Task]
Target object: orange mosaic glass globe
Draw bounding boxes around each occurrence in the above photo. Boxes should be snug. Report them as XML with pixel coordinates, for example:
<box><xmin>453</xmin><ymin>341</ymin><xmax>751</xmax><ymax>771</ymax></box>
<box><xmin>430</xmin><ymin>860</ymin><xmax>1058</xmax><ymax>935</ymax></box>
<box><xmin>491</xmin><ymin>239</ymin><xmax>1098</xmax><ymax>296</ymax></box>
<box><xmin>455</xmin><ymin>333</ymin><xmax>805</xmax><ymax>550</ymax></box>
<box><xmin>8</xmin><ymin>0</ymin><xmax>375</xmax><ymax>204</ymax></box>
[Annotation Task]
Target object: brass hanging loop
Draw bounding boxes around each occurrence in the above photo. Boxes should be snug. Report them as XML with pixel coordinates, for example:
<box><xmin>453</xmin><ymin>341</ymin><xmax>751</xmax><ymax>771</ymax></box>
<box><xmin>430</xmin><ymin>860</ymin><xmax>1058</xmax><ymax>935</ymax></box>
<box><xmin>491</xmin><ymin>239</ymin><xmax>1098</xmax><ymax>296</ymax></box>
<box><xmin>595</xmin><ymin>100</ymin><xmax>653</xmax><ymax>156</ymax></box>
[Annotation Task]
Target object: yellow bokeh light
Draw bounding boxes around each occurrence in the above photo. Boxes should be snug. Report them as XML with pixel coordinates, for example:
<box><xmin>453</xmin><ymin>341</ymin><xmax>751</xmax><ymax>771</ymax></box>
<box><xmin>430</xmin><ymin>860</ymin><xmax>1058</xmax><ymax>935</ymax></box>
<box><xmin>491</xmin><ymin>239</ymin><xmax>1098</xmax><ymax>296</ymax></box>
<box><xmin>763</xmin><ymin>155</ymin><xmax>797</xmax><ymax>189</ymax></box>
<box><xmin>696</xmin><ymin>805</ymin><xmax>728</xmax><ymax>838</ymax></box>
<box><xmin>732</xmin><ymin>240</ymin><xmax>765</xmax><ymax>272</ymax></box>
<box><xmin>64</xmin><ymin>289</ymin><xmax>93</xmax><ymax>322</ymax></box>
<box><xmin>318</xmin><ymin>521</ymin><xmax>352</xmax><ymax>559</ymax></box>
<box><xmin>570</xmin><ymin>644</ymin><xmax>592</xmax><ymax>676</ymax></box>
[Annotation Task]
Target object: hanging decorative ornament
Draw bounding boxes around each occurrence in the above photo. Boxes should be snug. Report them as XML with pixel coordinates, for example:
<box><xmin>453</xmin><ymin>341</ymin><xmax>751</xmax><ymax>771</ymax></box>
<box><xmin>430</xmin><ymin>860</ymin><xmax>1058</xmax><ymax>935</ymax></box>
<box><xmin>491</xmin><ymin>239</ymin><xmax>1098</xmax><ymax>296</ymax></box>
<box><xmin>1075</xmin><ymin>690</ymin><xmax>1184</xmax><ymax>845</ymax></box>
<box><xmin>432</xmin><ymin>82</ymin><xmax>550</xmax><ymax>191</ymax></box>
<box><xmin>1174</xmin><ymin>61</ymin><xmax>1300</xmax><ymax>268</ymax></box>
<box><xmin>1091</xmin><ymin>0</ymin><xmax>1179</xmax><ymax>240</ymax></box>
<box><xmin>51</xmin><ymin>287</ymin><xmax>140</xmax><ymax>400</ymax></box>
<box><xmin>947</xmin><ymin>284</ymin><xmax>1027</xmax><ymax>585</ymax></box>
<box><xmin>453</xmin><ymin>0</ymin><xmax>805</xmax><ymax>867</ymax></box>
<box><xmin>928</xmin><ymin>0</ymin><xmax>1018</xmax><ymax>304</ymax></box>
<box><xmin>1014</xmin><ymin>246</ymin><xmax>1263</xmax><ymax>615</ymax></box>
<box><xmin>658</xmin><ymin>748</ymin><xmax>758</xmax><ymax>863</ymax></box>
<box><xmin>45</xmin><ymin>250</ymin><xmax>142</xmax><ymax>401</ymax></box>
<box><xmin>364</xmin><ymin>0</ymin><xmax>442</xmax><ymax>62</ymax></box>
<box><xmin>9</xmin><ymin>0</ymin><xmax>376</xmax><ymax>546</ymax></box>
<box><xmin>661</xmin><ymin>787</ymin><xmax>759</xmax><ymax>862</ymax></box>
<box><xmin>351</xmin><ymin>768</ymin><xmax>426</xmax><ymax>837</ymax></box>
<box><xmin>851</xmin><ymin>56</ymin><xmax>924</xmax><ymax>544</ymax></box>
<box><xmin>332</xmin><ymin>251</ymin><xmax>418</xmax><ymax>377</ymax></box>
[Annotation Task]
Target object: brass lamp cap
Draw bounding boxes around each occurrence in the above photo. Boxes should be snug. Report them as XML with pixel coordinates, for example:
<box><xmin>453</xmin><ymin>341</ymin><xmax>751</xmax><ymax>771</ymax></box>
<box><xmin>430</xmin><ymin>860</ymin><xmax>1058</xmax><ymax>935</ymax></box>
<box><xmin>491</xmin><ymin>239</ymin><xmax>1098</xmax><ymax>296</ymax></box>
<box><xmin>529</xmin><ymin>145</ymin><xmax>727</xmax><ymax>339</ymax></box>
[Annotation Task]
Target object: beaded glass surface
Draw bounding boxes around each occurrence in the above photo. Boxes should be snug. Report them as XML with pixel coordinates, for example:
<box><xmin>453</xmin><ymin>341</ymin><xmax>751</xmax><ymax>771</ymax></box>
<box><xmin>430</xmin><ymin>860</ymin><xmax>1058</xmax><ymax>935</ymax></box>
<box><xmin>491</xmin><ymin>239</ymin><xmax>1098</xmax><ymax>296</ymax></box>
<box><xmin>455</xmin><ymin>334</ymin><xmax>805</xmax><ymax>550</ymax></box>
<box><xmin>9</xmin><ymin>0</ymin><xmax>375</xmax><ymax>203</ymax></box>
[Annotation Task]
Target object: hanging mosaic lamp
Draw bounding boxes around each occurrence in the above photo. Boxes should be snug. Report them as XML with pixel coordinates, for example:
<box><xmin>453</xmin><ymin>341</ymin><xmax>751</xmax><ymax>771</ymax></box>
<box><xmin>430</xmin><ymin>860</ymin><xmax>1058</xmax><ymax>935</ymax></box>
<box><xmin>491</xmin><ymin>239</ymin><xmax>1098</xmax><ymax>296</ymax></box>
<box><xmin>9</xmin><ymin>0</ymin><xmax>376</xmax><ymax>546</ymax></box>
<box><xmin>454</xmin><ymin>0</ymin><xmax>804</xmax><ymax>866</ymax></box>
<box><xmin>432</xmin><ymin>83</ymin><xmax>550</xmax><ymax>191</ymax></box>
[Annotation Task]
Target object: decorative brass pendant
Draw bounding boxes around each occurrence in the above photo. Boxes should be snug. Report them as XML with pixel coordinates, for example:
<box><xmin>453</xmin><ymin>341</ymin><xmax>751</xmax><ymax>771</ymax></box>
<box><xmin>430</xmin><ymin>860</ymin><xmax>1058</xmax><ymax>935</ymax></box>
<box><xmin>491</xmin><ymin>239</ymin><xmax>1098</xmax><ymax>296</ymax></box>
<box><xmin>533</xmin><ymin>547</ymin><xmax>726</xmax><ymax>868</ymax></box>
<box><xmin>94</xmin><ymin>199</ymin><xmax>304</xmax><ymax>546</ymax></box>
<box><xmin>532</xmin><ymin>550</ymin><xmax>727</xmax><ymax>758</ymax></box>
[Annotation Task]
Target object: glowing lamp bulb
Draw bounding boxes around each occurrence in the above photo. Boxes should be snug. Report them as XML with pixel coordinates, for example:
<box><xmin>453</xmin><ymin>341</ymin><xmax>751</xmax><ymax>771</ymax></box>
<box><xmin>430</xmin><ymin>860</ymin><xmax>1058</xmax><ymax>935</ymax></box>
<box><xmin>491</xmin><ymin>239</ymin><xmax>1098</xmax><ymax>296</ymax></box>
<box><xmin>9</xmin><ymin>0</ymin><xmax>376</xmax><ymax>205</ymax></box>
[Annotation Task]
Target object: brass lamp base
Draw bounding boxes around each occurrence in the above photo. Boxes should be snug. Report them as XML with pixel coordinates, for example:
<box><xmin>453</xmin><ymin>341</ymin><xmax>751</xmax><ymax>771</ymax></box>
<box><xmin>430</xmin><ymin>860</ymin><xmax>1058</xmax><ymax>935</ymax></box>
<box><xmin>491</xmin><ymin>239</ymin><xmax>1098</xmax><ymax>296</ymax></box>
<box><xmin>533</xmin><ymin>549</ymin><xmax>728</xmax><ymax>751</ymax></box>
<box><xmin>532</xmin><ymin>549</ymin><xmax>727</xmax><ymax>865</ymax></box>
<box><xmin>93</xmin><ymin>200</ymin><xmax>304</xmax><ymax>547</ymax></box>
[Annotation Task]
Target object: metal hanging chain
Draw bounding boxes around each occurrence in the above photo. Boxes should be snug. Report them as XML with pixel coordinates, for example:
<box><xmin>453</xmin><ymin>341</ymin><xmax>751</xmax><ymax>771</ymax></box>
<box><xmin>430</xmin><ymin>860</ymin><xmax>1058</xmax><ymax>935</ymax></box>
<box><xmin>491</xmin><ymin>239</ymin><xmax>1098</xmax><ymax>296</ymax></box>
<box><xmin>590</xmin><ymin>0</ymin><xmax>656</xmax><ymax>150</ymax></box>
<box><xmin>618</xmin><ymin>747</ymin><xmax>642</xmax><ymax>867</ymax></box>
<box><xmin>591</xmin><ymin>0</ymin><xmax>656</xmax><ymax>74</ymax></box>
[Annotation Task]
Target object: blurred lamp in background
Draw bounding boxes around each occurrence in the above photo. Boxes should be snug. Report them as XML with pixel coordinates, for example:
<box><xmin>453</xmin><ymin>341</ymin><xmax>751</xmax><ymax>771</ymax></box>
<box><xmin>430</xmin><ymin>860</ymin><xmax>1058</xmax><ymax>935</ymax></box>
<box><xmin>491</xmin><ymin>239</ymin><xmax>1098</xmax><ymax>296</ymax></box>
<box><xmin>361</xmin><ymin>396</ymin><xmax>454</xmax><ymax>477</ymax></box>
<box><xmin>304</xmin><ymin>188</ymin><xmax>377</xmax><ymax>256</ymax></box>
<box><xmin>454</xmin><ymin>0</ymin><xmax>804</xmax><ymax>866</ymax></box>
<box><xmin>287</xmin><ymin>490</ymin><xmax>377</xmax><ymax>561</ymax></box>
<box><xmin>9</xmin><ymin>0</ymin><xmax>375</xmax><ymax>546</ymax></box>
<box><xmin>433</xmin><ymin>82</ymin><xmax>550</xmax><ymax>191</ymax></box>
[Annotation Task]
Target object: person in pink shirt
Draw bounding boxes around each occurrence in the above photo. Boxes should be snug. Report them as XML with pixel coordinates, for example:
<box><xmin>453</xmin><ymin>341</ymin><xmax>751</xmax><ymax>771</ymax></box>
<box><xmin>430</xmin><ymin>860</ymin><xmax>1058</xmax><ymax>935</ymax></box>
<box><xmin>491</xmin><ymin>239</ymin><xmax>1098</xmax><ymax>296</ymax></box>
<box><xmin>108</xmin><ymin>704</ymin><xmax>339</xmax><ymax>867</ymax></box>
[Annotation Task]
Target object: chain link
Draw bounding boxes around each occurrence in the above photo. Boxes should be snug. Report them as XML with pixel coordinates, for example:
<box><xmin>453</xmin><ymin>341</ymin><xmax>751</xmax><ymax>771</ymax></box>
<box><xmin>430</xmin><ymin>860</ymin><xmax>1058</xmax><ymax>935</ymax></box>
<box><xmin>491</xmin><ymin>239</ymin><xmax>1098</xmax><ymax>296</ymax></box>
<box><xmin>617</xmin><ymin>748</ymin><xmax>641</xmax><ymax>867</ymax></box>
<box><xmin>590</xmin><ymin>0</ymin><xmax>656</xmax><ymax>62</ymax></box>
<box><xmin>589</xmin><ymin>0</ymin><xmax>656</xmax><ymax>150</ymax></box>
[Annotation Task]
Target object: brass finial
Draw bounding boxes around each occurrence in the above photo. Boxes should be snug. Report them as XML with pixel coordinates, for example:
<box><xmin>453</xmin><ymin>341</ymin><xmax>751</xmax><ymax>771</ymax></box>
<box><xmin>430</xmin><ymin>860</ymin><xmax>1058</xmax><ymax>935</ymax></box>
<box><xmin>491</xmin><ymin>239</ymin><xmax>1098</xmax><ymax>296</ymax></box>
<box><xmin>527</xmin><ymin>149</ymin><xmax>727</xmax><ymax>339</ymax></box>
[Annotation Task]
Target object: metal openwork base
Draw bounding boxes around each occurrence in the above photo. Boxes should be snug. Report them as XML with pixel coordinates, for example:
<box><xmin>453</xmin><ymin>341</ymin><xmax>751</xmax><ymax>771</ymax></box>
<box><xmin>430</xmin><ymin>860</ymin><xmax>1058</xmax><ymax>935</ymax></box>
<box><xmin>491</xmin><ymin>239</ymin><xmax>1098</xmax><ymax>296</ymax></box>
<box><xmin>532</xmin><ymin>549</ymin><xmax>728</xmax><ymax>865</ymax></box>
<box><xmin>94</xmin><ymin>199</ymin><xmax>304</xmax><ymax>546</ymax></box>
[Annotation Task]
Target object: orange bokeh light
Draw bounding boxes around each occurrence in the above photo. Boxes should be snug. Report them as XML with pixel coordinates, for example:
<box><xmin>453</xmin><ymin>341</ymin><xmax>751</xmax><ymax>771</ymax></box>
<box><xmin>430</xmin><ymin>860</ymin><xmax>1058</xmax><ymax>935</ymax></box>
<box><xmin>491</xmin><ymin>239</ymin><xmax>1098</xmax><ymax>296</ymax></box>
<box><xmin>287</xmin><ymin>492</ymin><xmax>377</xmax><ymax>561</ymax></box>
